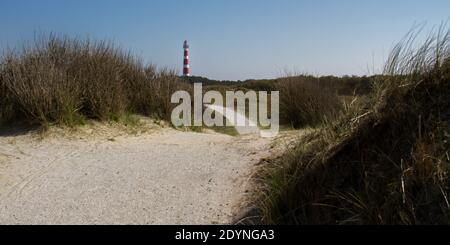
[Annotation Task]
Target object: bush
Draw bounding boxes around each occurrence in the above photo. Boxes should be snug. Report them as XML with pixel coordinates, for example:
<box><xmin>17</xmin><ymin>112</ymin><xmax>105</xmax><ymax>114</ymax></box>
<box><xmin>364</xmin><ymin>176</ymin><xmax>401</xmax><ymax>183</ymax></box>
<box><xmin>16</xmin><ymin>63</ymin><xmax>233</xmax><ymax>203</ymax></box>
<box><xmin>0</xmin><ymin>35</ymin><xmax>187</xmax><ymax>128</ymax></box>
<box><xmin>276</xmin><ymin>75</ymin><xmax>343</xmax><ymax>128</ymax></box>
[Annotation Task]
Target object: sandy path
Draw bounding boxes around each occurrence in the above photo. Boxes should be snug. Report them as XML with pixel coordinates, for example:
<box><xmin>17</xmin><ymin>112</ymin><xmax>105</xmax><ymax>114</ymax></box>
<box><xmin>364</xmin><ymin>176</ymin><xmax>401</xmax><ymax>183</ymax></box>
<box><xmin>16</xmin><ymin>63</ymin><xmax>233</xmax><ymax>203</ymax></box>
<box><xmin>206</xmin><ymin>104</ymin><xmax>260</xmax><ymax>135</ymax></box>
<box><xmin>0</xmin><ymin>125</ymin><xmax>272</xmax><ymax>225</ymax></box>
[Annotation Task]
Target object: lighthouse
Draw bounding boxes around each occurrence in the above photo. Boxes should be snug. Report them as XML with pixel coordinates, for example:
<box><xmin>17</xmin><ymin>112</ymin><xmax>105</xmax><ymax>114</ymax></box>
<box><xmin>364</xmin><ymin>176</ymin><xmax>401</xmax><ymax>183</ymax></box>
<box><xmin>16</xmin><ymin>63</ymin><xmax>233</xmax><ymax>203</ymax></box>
<box><xmin>183</xmin><ymin>40</ymin><xmax>190</xmax><ymax>77</ymax></box>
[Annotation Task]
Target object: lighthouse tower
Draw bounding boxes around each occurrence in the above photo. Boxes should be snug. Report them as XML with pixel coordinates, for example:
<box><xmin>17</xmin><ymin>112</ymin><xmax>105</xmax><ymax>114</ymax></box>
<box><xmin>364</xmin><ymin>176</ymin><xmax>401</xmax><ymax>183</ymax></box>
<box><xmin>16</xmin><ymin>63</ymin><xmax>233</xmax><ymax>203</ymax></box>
<box><xmin>183</xmin><ymin>40</ymin><xmax>190</xmax><ymax>77</ymax></box>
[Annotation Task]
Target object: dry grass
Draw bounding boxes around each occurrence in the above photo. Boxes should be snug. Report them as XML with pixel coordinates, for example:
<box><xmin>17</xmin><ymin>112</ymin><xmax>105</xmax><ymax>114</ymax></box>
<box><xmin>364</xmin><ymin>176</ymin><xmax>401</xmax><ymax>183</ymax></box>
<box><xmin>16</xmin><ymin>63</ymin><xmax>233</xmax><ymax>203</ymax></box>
<box><xmin>0</xmin><ymin>34</ymin><xmax>189</xmax><ymax>129</ymax></box>
<box><xmin>276</xmin><ymin>75</ymin><xmax>343</xmax><ymax>128</ymax></box>
<box><xmin>247</xmin><ymin>25</ymin><xmax>450</xmax><ymax>225</ymax></box>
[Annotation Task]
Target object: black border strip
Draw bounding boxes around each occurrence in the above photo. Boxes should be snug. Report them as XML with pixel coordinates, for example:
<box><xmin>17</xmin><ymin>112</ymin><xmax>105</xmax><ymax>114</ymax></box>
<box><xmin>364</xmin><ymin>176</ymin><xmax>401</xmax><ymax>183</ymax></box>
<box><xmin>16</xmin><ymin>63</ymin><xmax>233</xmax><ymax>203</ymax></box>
<box><xmin>0</xmin><ymin>225</ymin><xmax>447</xmax><ymax>243</ymax></box>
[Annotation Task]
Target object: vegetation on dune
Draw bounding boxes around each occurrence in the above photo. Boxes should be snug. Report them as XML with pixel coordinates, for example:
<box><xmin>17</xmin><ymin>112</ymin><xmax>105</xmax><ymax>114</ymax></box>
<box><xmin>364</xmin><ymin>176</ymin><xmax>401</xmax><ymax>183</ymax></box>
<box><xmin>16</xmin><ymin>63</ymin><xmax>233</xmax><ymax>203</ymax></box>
<box><xmin>0</xmin><ymin>36</ymin><xmax>402</xmax><ymax>136</ymax></box>
<box><xmin>247</xmin><ymin>26</ymin><xmax>450</xmax><ymax>225</ymax></box>
<box><xmin>0</xmin><ymin>35</ymin><xmax>189</xmax><ymax>129</ymax></box>
<box><xmin>276</xmin><ymin>75</ymin><xmax>344</xmax><ymax>128</ymax></box>
<box><xmin>201</xmin><ymin>74</ymin><xmax>373</xmax><ymax>130</ymax></box>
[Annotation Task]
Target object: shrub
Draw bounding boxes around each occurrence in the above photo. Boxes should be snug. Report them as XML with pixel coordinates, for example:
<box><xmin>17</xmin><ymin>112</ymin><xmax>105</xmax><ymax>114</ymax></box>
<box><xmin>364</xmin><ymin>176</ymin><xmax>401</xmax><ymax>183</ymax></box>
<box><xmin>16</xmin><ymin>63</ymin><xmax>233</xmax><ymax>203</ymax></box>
<box><xmin>0</xmin><ymin>35</ymin><xmax>186</xmax><ymax>128</ymax></box>
<box><xmin>276</xmin><ymin>75</ymin><xmax>343</xmax><ymax>128</ymax></box>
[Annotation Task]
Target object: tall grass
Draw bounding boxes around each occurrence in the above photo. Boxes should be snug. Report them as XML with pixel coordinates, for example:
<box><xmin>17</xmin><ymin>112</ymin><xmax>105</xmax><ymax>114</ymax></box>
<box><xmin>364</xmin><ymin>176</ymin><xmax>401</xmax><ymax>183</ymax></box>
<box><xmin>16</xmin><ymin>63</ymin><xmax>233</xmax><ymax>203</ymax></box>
<box><xmin>0</xmin><ymin>35</ymin><xmax>188</xmax><ymax>128</ymax></box>
<box><xmin>276</xmin><ymin>75</ymin><xmax>343</xmax><ymax>128</ymax></box>
<box><xmin>248</xmin><ymin>25</ymin><xmax>450</xmax><ymax>225</ymax></box>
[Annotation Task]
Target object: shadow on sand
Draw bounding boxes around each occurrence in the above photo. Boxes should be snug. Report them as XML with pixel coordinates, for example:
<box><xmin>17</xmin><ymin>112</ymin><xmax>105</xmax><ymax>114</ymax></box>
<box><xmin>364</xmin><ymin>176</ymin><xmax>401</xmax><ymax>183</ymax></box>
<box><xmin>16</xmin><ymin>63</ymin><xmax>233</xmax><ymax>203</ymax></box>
<box><xmin>0</xmin><ymin>123</ymin><xmax>39</xmax><ymax>137</ymax></box>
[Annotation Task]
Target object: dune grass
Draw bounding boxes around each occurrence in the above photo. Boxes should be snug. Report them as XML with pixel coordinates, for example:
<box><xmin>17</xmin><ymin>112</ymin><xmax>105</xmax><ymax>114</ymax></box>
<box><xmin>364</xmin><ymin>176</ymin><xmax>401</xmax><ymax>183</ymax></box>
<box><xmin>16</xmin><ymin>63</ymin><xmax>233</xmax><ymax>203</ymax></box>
<box><xmin>248</xmin><ymin>25</ymin><xmax>450</xmax><ymax>225</ymax></box>
<box><xmin>0</xmin><ymin>34</ymin><xmax>189</xmax><ymax>129</ymax></box>
<box><xmin>276</xmin><ymin>75</ymin><xmax>343</xmax><ymax>128</ymax></box>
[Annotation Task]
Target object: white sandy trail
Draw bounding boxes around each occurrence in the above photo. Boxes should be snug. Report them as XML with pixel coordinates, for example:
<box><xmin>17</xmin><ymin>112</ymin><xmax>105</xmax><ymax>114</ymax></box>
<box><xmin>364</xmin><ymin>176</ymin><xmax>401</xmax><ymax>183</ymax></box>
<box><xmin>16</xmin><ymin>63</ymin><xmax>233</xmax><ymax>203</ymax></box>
<box><xmin>206</xmin><ymin>104</ymin><xmax>260</xmax><ymax>135</ymax></box>
<box><xmin>0</xmin><ymin>126</ymin><xmax>271</xmax><ymax>225</ymax></box>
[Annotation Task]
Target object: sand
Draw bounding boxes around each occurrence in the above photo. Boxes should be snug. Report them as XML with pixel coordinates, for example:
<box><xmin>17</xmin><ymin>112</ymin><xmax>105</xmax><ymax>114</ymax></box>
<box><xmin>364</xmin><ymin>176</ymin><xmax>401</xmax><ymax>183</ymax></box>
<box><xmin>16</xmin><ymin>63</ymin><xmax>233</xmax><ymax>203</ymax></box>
<box><xmin>0</xmin><ymin>121</ymin><xmax>273</xmax><ymax>225</ymax></box>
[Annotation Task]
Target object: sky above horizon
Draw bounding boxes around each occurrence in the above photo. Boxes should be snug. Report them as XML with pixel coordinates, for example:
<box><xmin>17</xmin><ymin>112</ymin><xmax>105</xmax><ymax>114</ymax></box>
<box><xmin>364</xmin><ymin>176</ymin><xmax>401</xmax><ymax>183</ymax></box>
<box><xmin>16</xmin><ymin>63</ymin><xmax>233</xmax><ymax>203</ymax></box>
<box><xmin>0</xmin><ymin>0</ymin><xmax>449</xmax><ymax>80</ymax></box>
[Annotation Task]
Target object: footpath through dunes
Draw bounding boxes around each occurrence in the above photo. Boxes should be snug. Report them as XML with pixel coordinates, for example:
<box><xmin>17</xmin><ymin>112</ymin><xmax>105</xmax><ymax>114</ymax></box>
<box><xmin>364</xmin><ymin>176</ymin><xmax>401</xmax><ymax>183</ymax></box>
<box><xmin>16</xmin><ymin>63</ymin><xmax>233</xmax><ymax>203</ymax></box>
<box><xmin>0</xmin><ymin>120</ymin><xmax>277</xmax><ymax>224</ymax></box>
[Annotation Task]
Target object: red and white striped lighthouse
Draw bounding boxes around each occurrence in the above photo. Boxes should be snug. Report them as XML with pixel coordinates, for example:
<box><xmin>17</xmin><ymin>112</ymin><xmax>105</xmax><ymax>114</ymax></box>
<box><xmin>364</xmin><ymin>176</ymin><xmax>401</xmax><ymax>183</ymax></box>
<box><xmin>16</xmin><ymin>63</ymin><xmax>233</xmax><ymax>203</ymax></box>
<box><xmin>183</xmin><ymin>40</ymin><xmax>190</xmax><ymax>77</ymax></box>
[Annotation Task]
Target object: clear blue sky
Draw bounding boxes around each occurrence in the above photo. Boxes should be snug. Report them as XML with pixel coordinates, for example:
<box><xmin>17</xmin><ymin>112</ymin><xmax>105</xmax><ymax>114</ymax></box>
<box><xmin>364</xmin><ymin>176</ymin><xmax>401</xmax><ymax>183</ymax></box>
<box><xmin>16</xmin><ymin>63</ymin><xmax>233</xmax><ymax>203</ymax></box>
<box><xmin>0</xmin><ymin>0</ymin><xmax>449</xmax><ymax>80</ymax></box>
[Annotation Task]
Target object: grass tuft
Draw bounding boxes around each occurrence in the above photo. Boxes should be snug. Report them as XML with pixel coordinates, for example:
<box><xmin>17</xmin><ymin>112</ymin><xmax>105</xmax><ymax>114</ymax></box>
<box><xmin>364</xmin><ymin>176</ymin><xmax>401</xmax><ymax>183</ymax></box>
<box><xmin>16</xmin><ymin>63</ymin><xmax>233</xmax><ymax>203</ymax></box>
<box><xmin>0</xmin><ymin>34</ymin><xmax>189</xmax><ymax>129</ymax></box>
